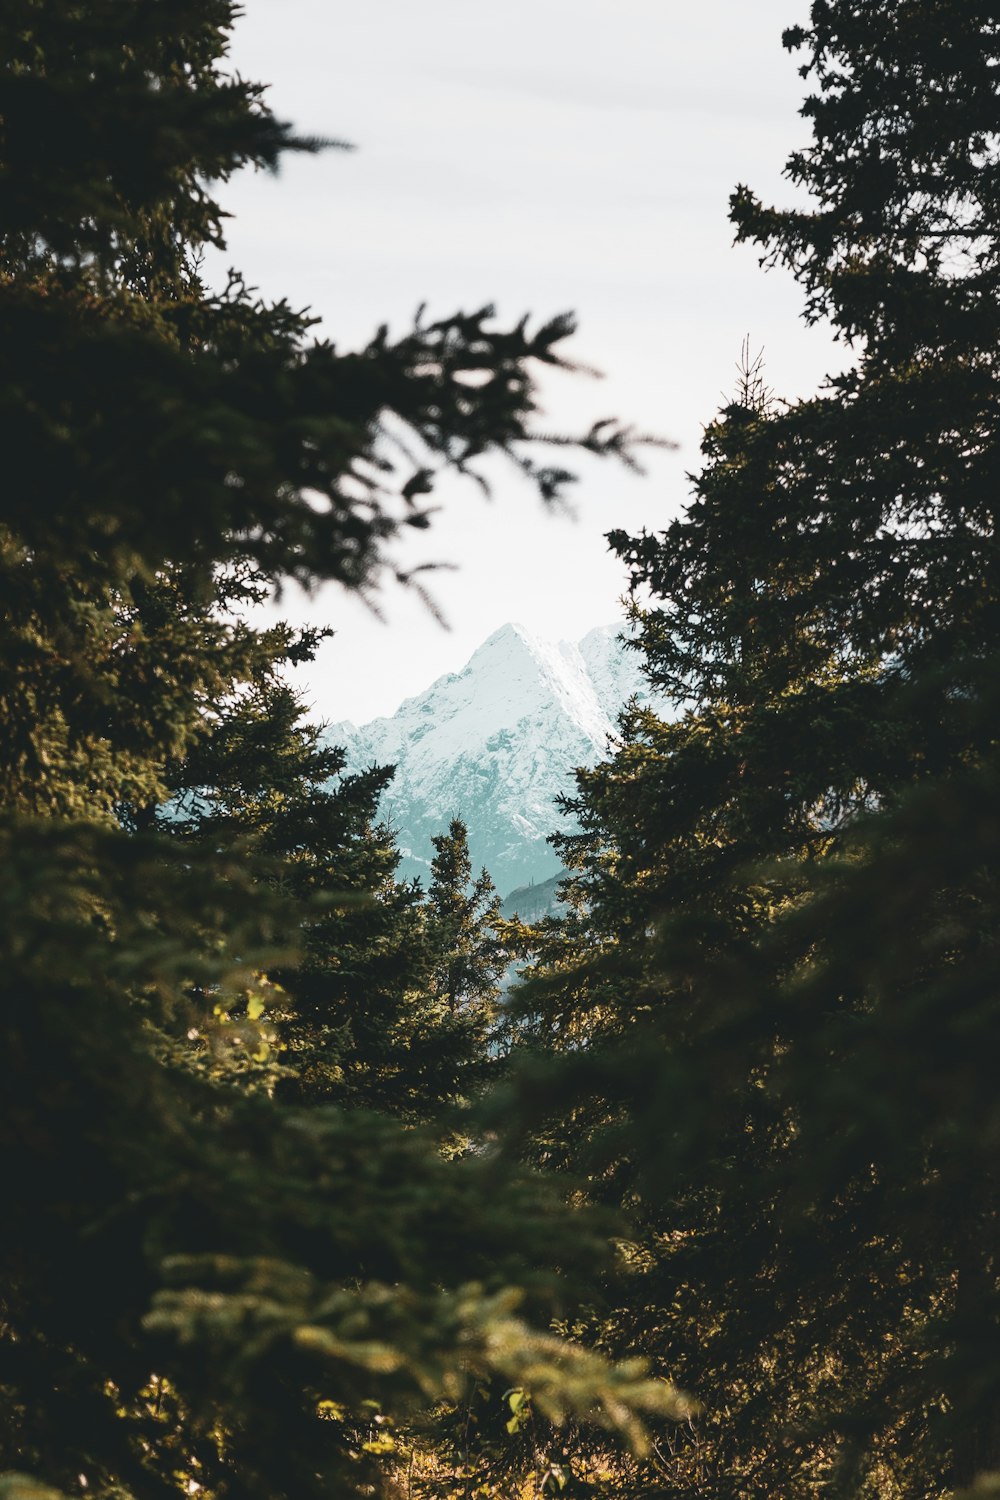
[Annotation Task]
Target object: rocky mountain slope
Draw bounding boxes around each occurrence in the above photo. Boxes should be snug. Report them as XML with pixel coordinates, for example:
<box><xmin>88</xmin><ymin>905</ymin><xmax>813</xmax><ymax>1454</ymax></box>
<box><xmin>326</xmin><ymin>622</ymin><xmax>655</xmax><ymax>892</ymax></box>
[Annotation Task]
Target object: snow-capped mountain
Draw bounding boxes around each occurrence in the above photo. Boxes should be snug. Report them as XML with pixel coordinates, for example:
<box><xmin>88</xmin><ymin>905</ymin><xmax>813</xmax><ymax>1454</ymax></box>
<box><xmin>325</xmin><ymin>622</ymin><xmax>656</xmax><ymax>893</ymax></box>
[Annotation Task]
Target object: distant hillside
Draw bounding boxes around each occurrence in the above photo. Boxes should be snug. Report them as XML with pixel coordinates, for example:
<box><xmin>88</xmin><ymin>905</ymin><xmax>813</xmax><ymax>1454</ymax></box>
<box><xmin>325</xmin><ymin>622</ymin><xmax>658</xmax><ymax>891</ymax></box>
<box><xmin>500</xmin><ymin>871</ymin><xmax>566</xmax><ymax>923</ymax></box>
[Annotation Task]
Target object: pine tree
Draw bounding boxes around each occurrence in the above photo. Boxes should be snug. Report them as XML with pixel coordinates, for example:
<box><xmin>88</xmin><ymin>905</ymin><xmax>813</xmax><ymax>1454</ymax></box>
<box><xmin>425</xmin><ymin>821</ymin><xmax>504</xmax><ymax>1010</ymax></box>
<box><xmin>507</xmin><ymin>4</ymin><xmax>1000</xmax><ymax>1496</ymax></box>
<box><xmin>165</xmin><ymin>667</ymin><xmax>503</xmax><ymax>1123</ymax></box>
<box><xmin>0</xmin><ymin>5</ymin><xmax>684</xmax><ymax>1499</ymax></box>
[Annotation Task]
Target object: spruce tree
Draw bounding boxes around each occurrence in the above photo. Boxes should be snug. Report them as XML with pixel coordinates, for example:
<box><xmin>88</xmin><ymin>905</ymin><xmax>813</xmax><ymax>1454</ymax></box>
<box><xmin>425</xmin><ymin>822</ymin><xmax>502</xmax><ymax>1008</ymax></box>
<box><xmin>166</xmin><ymin>676</ymin><xmax>503</xmax><ymax>1124</ymax></box>
<box><xmin>0</xmin><ymin>5</ymin><xmax>683</xmax><ymax>1499</ymax></box>
<box><xmin>507</xmin><ymin>4</ymin><xmax>1000</xmax><ymax>1496</ymax></box>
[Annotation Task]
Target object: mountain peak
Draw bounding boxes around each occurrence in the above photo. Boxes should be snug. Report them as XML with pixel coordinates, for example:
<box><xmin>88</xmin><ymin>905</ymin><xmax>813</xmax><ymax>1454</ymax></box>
<box><xmin>326</xmin><ymin>622</ymin><xmax>659</xmax><ymax>892</ymax></box>
<box><xmin>479</xmin><ymin>620</ymin><xmax>534</xmax><ymax>646</ymax></box>
<box><xmin>467</xmin><ymin>620</ymin><xmax>549</xmax><ymax>669</ymax></box>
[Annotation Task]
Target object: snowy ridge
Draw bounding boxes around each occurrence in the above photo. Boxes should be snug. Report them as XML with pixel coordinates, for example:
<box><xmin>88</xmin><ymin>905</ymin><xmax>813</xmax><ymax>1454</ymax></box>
<box><xmin>326</xmin><ymin>622</ymin><xmax>654</xmax><ymax>892</ymax></box>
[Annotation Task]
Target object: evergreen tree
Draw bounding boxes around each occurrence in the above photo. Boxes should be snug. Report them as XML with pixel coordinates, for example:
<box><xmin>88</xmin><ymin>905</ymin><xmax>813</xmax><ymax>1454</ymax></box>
<box><xmin>165</xmin><ymin>674</ymin><xmax>503</xmax><ymax>1123</ymax></box>
<box><xmin>425</xmin><ymin>820</ymin><xmax>504</xmax><ymax>1011</ymax></box>
<box><xmin>0</xmin><ymin>5</ymin><xmax>683</xmax><ymax>1499</ymax></box>
<box><xmin>506</xmin><ymin>4</ymin><xmax>1000</xmax><ymax>1496</ymax></box>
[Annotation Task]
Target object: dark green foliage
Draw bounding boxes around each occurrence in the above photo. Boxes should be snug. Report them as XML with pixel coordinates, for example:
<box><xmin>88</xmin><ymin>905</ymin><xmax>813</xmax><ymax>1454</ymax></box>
<box><xmin>504</xmin><ymin>5</ymin><xmax>1000</xmax><ymax>1497</ymax></box>
<box><xmin>163</xmin><ymin>669</ymin><xmax>504</xmax><ymax>1121</ymax></box>
<box><xmin>0</xmin><ymin>5</ymin><xmax>680</xmax><ymax>1500</ymax></box>
<box><xmin>425</xmin><ymin>819</ymin><xmax>505</xmax><ymax>1011</ymax></box>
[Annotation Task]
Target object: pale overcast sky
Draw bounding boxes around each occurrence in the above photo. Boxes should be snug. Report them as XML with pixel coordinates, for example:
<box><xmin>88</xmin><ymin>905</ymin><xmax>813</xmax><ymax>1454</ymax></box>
<box><xmin>215</xmin><ymin>0</ymin><xmax>840</xmax><ymax>726</ymax></box>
